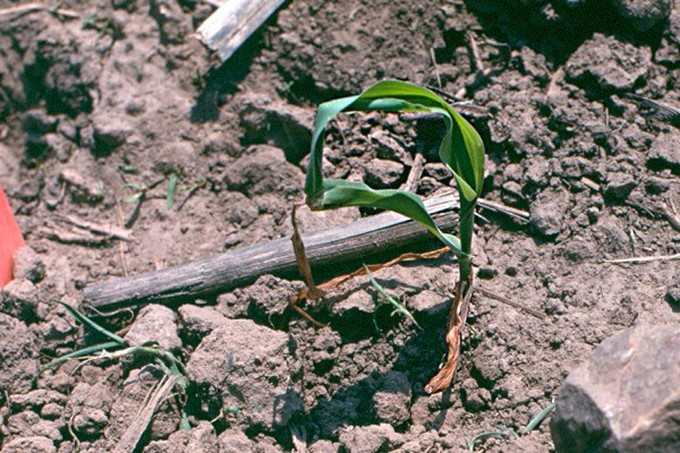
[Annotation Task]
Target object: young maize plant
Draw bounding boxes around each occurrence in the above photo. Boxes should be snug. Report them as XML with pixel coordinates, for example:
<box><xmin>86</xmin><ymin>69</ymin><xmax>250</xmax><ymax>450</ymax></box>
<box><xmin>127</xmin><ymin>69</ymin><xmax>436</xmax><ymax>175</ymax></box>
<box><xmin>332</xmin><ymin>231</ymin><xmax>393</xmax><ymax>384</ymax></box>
<box><xmin>304</xmin><ymin>80</ymin><xmax>485</xmax><ymax>393</ymax></box>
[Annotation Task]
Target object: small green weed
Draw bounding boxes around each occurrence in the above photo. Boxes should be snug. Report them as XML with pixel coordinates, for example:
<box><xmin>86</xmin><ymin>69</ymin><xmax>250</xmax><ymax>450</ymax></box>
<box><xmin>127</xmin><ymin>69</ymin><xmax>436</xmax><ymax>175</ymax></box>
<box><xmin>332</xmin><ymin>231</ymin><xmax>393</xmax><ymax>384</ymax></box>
<box><xmin>41</xmin><ymin>300</ymin><xmax>190</xmax><ymax>431</ymax></box>
<box><xmin>364</xmin><ymin>265</ymin><xmax>421</xmax><ymax>330</ymax></box>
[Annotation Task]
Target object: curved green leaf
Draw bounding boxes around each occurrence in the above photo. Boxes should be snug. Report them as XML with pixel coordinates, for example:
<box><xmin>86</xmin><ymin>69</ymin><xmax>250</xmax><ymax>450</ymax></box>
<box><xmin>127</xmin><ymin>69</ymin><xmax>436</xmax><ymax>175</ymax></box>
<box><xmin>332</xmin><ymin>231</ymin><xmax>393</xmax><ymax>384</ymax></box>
<box><xmin>309</xmin><ymin>179</ymin><xmax>463</xmax><ymax>256</ymax></box>
<box><xmin>304</xmin><ymin>80</ymin><xmax>485</xmax><ymax>255</ymax></box>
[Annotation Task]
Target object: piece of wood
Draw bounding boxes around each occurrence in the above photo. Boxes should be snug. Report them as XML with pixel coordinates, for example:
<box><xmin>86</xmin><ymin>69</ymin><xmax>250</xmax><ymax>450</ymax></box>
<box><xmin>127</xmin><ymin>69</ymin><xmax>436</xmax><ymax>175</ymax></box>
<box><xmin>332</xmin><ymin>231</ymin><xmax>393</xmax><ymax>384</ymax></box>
<box><xmin>196</xmin><ymin>0</ymin><xmax>285</xmax><ymax>62</ymax></box>
<box><xmin>84</xmin><ymin>193</ymin><xmax>461</xmax><ymax>309</ymax></box>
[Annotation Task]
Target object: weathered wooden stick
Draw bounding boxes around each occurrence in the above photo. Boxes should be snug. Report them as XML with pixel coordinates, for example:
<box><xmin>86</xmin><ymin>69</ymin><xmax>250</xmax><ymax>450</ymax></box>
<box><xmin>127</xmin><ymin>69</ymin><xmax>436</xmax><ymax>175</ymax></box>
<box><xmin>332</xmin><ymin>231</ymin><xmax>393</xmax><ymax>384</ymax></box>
<box><xmin>196</xmin><ymin>0</ymin><xmax>285</xmax><ymax>62</ymax></box>
<box><xmin>84</xmin><ymin>194</ymin><xmax>461</xmax><ymax>309</ymax></box>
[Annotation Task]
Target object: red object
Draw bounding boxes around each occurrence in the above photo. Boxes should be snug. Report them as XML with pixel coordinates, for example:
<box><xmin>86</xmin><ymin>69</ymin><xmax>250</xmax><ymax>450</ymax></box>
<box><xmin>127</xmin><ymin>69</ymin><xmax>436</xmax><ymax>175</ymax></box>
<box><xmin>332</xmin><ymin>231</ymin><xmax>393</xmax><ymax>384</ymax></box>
<box><xmin>0</xmin><ymin>185</ymin><xmax>25</xmax><ymax>287</ymax></box>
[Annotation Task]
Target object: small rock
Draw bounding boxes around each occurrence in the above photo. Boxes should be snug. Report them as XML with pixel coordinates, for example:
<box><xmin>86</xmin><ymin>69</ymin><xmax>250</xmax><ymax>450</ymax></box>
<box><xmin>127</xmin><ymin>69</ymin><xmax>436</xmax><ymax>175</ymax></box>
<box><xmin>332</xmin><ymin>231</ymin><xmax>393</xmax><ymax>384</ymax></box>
<box><xmin>91</xmin><ymin>114</ymin><xmax>133</xmax><ymax>156</ymax></box>
<box><xmin>338</xmin><ymin>424</ymin><xmax>404</xmax><ymax>453</ymax></box>
<box><xmin>373</xmin><ymin>371</ymin><xmax>411</xmax><ymax>426</ymax></box>
<box><xmin>655</xmin><ymin>8</ymin><xmax>680</xmax><ymax>64</ymax></box>
<box><xmin>12</xmin><ymin>246</ymin><xmax>46</xmax><ymax>283</ymax></box>
<box><xmin>611</xmin><ymin>0</ymin><xmax>672</xmax><ymax>32</ymax></box>
<box><xmin>217</xmin><ymin>429</ymin><xmax>255</xmax><ymax>453</ymax></box>
<box><xmin>239</xmin><ymin>95</ymin><xmax>314</xmax><ymax>164</ymax></box>
<box><xmin>0</xmin><ymin>314</ymin><xmax>39</xmax><ymax>394</ymax></box>
<box><xmin>0</xmin><ymin>436</ymin><xmax>56</xmax><ymax>453</ymax></box>
<box><xmin>422</xmin><ymin>163</ymin><xmax>452</xmax><ymax>182</ymax></box>
<box><xmin>604</xmin><ymin>172</ymin><xmax>637</xmax><ymax>200</ymax></box>
<box><xmin>186</xmin><ymin>319</ymin><xmax>302</xmax><ymax>431</ymax></box>
<box><xmin>65</xmin><ymin>382</ymin><xmax>113</xmax><ymax>440</ymax></box>
<box><xmin>144</xmin><ymin>420</ymin><xmax>219</xmax><ymax>453</ymax></box>
<box><xmin>178</xmin><ymin>305</ymin><xmax>230</xmax><ymax>344</ymax></box>
<box><xmin>216</xmin><ymin>274</ymin><xmax>302</xmax><ymax>321</ymax></box>
<box><xmin>409</xmin><ymin>290</ymin><xmax>446</xmax><ymax>318</ymax></box>
<box><xmin>461</xmin><ymin>378</ymin><xmax>491</xmax><ymax>412</ymax></box>
<box><xmin>308</xmin><ymin>439</ymin><xmax>341</xmax><ymax>453</ymax></box>
<box><xmin>647</xmin><ymin>131</ymin><xmax>680</xmax><ymax>174</ymax></box>
<box><xmin>565</xmin><ymin>33</ymin><xmax>651</xmax><ymax>92</ymax></box>
<box><xmin>364</xmin><ymin>158</ymin><xmax>405</xmax><ymax>189</ymax></box>
<box><xmin>550</xmin><ymin>324</ymin><xmax>680</xmax><ymax>452</ymax></box>
<box><xmin>0</xmin><ymin>279</ymin><xmax>39</xmax><ymax>319</ymax></box>
<box><xmin>9</xmin><ymin>390</ymin><xmax>67</xmax><ymax>412</ymax></box>
<box><xmin>7</xmin><ymin>410</ymin><xmax>63</xmax><ymax>442</ymax></box>
<box><xmin>124</xmin><ymin>304</ymin><xmax>182</xmax><ymax>352</ymax></box>
<box><xmin>666</xmin><ymin>279</ymin><xmax>680</xmax><ymax>308</ymax></box>
<box><xmin>560</xmin><ymin>239</ymin><xmax>596</xmax><ymax>263</ymax></box>
<box><xmin>224</xmin><ymin>145</ymin><xmax>303</xmax><ymax>197</ymax></box>
<box><xmin>371</xmin><ymin>130</ymin><xmax>409</xmax><ymax>163</ymax></box>
<box><xmin>59</xmin><ymin>167</ymin><xmax>104</xmax><ymax>204</ymax></box>
<box><xmin>530</xmin><ymin>199</ymin><xmax>563</xmax><ymax>237</ymax></box>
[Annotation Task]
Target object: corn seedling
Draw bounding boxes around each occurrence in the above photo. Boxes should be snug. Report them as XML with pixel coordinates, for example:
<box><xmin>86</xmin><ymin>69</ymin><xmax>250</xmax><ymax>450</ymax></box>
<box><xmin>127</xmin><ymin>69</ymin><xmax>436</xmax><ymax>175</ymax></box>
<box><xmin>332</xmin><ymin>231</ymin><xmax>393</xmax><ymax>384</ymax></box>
<box><xmin>305</xmin><ymin>80</ymin><xmax>485</xmax><ymax>393</ymax></box>
<box><xmin>41</xmin><ymin>300</ymin><xmax>190</xmax><ymax>431</ymax></box>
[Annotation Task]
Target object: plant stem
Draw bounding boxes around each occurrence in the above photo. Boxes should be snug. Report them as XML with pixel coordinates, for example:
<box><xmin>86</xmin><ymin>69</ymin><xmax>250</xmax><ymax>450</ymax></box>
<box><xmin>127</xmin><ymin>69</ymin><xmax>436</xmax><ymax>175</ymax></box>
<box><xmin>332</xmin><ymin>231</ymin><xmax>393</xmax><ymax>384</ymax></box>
<box><xmin>458</xmin><ymin>199</ymin><xmax>476</xmax><ymax>286</ymax></box>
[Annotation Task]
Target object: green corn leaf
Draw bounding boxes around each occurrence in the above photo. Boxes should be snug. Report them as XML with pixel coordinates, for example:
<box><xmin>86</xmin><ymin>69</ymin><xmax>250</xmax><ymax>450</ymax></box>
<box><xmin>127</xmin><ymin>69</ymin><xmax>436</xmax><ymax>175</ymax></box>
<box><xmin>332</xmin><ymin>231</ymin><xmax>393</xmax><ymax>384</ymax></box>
<box><xmin>310</xmin><ymin>179</ymin><xmax>463</xmax><ymax>256</ymax></box>
<box><xmin>305</xmin><ymin>80</ymin><xmax>484</xmax><ymax>255</ymax></box>
<box><xmin>305</xmin><ymin>80</ymin><xmax>485</xmax><ymax>202</ymax></box>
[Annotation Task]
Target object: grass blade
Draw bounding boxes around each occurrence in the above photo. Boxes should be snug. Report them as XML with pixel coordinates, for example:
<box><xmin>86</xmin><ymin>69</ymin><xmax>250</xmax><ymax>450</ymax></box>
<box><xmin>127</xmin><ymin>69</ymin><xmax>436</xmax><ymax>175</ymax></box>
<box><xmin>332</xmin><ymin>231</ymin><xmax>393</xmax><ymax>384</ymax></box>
<box><xmin>364</xmin><ymin>265</ymin><xmax>421</xmax><ymax>329</ymax></box>
<box><xmin>54</xmin><ymin>299</ymin><xmax>126</xmax><ymax>345</ymax></box>
<box><xmin>523</xmin><ymin>401</ymin><xmax>556</xmax><ymax>434</ymax></box>
<box><xmin>166</xmin><ymin>174</ymin><xmax>178</xmax><ymax>209</ymax></box>
<box><xmin>40</xmin><ymin>340</ymin><xmax>122</xmax><ymax>372</ymax></box>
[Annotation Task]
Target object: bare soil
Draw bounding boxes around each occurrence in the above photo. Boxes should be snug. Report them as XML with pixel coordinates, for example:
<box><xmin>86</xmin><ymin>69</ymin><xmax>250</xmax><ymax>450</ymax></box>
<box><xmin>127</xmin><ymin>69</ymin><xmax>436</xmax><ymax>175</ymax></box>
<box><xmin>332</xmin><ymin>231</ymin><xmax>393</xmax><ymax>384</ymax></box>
<box><xmin>1</xmin><ymin>1</ymin><xmax>678</xmax><ymax>452</ymax></box>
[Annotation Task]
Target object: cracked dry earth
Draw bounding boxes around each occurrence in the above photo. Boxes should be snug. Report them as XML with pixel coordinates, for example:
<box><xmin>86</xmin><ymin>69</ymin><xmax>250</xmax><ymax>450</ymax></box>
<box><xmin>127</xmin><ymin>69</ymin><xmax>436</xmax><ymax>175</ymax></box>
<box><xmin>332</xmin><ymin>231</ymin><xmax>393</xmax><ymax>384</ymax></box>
<box><xmin>0</xmin><ymin>0</ymin><xmax>679</xmax><ymax>452</ymax></box>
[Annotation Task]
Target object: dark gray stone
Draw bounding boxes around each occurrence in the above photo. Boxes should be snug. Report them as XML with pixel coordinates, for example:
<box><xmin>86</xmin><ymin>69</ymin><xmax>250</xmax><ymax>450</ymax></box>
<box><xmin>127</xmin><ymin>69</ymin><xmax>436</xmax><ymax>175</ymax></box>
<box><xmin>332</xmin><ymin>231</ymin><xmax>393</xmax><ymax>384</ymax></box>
<box><xmin>551</xmin><ymin>324</ymin><xmax>680</xmax><ymax>452</ymax></box>
<box><xmin>666</xmin><ymin>279</ymin><xmax>680</xmax><ymax>309</ymax></box>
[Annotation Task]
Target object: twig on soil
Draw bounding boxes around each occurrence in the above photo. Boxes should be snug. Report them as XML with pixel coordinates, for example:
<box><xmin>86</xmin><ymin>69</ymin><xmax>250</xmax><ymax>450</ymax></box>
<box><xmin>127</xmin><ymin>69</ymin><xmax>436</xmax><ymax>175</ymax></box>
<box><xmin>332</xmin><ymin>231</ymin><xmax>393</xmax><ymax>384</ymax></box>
<box><xmin>54</xmin><ymin>213</ymin><xmax>135</xmax><ymax>242</ymax></box>
<box><xmin>112</xmin><ymin>374</ymin><xmax>180</xmax><ymax>453</ymax></box>
<box><xmin>476</xmin><ymin>198</ymin><xmax>529</xmax><ymax>222</ymax></box>
<box><xmin>465</xmin><ymin>31</ymin><xmax>487</xmax><ymax>81</ymax></box>
<box><xmin>43</xmin><ymin>228</ymin><xmax>109</xmax><ymax>247</ymax></box>
<box><xmin>603</xmin><ymin>253</ymin><xmax>680</xmax><ymax>264</ymax></box>
<box><xmin>400</xmin><ymin>153</ymin><xmax>426</xmax><ymax>193</ymax></box>
<box><xmin>476</xmin><ymin>286</ymin><xmax>544</xmax><ymax>319</ymax></box>
<box><xmin>660</xmin><ymin>199</ymin><xmax>680</xmax><ymax>232</ymax></box>
<box><xmin>0</xmin><ymin>2</ymin><xmax>79</xmax><ymax>21</ymax></box>
<box><xmin>430</xmin><ymin>47</ymin><xmax>442</xmax><ymax>89</ymax></box>
<box><xmin>625</xmin><ymin>93</ymin><xmax>680</xmax><ymax>127</ymax></box>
